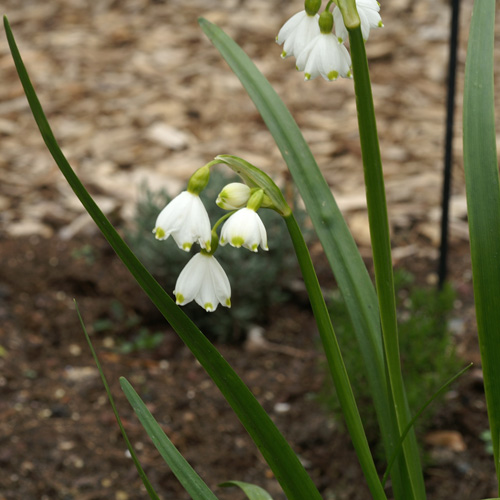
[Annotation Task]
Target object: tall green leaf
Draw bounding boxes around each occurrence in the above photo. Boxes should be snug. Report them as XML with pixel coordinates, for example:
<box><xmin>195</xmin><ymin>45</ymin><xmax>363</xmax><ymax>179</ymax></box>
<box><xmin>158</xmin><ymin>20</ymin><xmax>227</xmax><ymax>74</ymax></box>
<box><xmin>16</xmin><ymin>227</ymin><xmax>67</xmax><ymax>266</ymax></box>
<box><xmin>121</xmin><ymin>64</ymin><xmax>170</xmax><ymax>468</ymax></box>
<box><xmin>120</xmin><ymin>378</ymin><xmax>219</xmax><ymax>500</ymax></box>
<box><xmin>3</xmin><ymin>16</ymin><xmax>322</xmax><ymax>500</ymax></box>
<box><xmin>463</xmin><ymin>0</ymin><xmax>500</xmax><ymax>487</ymax></box>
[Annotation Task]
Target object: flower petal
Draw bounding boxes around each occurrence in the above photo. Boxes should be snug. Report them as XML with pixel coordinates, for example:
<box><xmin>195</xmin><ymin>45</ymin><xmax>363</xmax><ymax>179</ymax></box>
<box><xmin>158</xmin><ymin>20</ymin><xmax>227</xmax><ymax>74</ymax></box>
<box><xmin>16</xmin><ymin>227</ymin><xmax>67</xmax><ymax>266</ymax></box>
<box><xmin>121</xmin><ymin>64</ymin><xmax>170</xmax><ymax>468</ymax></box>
<box><xmin>174</xmin><ymin>253</ymin><xmax>207</xmax><ymax>305</ymax></box>
<box><xmin>298</xmin><ymin>33</ymin><xmax>351</xmax><ymax>81</ymax></box>
<box><xmin>174</xmin><ymin>253</ymin><xmax>231</xmax><ymax>312</ymax></box>
<box><xmin>220</xmin><ymin>208</ymin><xmax>268</xmax><ymax>252</ymax></box>
<box><xmin>153</xmin><ymin>191</ymin><xmax>211</xmax><ymax>251</ymax></box>
<box><xmin>277</xmin><ymin>11</ymin><xmax>320</xmax><ymax>59</ymax></box>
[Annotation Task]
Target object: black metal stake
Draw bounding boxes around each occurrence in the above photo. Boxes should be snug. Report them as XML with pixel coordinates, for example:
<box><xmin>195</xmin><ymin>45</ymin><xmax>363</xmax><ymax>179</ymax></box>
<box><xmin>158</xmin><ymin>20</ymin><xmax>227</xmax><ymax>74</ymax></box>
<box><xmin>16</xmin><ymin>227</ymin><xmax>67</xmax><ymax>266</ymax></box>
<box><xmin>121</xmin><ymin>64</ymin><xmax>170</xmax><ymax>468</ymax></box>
<box><xmin>438</xmin><ymin>0</ymin><xmax>461</xmax><ymax>289</ymax></box>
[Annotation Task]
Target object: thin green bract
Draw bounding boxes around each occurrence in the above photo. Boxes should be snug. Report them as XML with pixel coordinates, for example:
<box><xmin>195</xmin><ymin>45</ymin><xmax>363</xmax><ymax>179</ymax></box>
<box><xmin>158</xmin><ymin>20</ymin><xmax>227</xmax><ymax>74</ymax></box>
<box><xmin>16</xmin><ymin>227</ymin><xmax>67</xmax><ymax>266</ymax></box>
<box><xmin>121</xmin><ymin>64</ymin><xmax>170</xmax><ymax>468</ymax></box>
<box><xmin>75</xmin><ymin>301</ymin><xmax>161</xmax><ymax>500</ymax></box>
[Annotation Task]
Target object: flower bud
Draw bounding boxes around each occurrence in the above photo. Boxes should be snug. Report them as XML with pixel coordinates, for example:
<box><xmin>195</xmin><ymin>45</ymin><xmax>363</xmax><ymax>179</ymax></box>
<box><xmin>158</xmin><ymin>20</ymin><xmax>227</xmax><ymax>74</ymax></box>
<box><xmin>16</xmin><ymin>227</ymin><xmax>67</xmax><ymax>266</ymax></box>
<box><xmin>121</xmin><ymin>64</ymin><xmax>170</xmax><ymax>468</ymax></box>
<box><xmin>216</xmin><ymin>183</ymin><xmax>251</xmax><ymax>210</ymax></box>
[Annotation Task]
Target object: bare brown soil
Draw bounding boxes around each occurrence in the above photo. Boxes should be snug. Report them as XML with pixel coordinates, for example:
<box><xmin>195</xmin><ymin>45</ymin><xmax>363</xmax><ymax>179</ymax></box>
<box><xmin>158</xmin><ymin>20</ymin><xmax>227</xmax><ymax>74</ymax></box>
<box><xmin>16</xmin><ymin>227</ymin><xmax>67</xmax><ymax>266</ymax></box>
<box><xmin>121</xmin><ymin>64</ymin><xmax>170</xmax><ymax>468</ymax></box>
<box><xmin>0</xmin><ymin>230</ymin><xmax>497</xmax><ymax>500</ymax></box>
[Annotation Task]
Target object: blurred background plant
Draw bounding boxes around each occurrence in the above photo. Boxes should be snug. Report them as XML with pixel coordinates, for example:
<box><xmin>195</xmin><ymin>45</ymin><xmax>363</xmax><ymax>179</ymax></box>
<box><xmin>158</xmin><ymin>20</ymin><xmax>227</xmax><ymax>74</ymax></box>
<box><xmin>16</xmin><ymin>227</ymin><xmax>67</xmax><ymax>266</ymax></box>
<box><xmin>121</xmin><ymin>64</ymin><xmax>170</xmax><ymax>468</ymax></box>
<box><xmin>126</xmin><ymin>169</ymin><xmax>313</xmax><ymax>342</ymax></box>
<box><xmin>321</xmin><ymin>270</ymin><xmax>461</xmax><ymax>455</ymax></box>
<box><xmin>90</xmin><ymin>299</ymin><xmax>165</xmax><ymax>354</ymax></box>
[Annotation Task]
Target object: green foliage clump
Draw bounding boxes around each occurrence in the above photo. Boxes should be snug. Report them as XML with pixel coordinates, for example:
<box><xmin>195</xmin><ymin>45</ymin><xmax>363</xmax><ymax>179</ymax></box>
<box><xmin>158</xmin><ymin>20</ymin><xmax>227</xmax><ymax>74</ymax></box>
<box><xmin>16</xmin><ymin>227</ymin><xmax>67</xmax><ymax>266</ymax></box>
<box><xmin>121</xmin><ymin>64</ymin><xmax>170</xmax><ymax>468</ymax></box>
<box><xmin>126</xmin><ymin>170</ymin><xmax>308</xmax><ymax>342</ymax></box>
<box><xmin>323</xmin><ymin>270</ymin><xmax>461</xmax><ymax>444</ymax></box>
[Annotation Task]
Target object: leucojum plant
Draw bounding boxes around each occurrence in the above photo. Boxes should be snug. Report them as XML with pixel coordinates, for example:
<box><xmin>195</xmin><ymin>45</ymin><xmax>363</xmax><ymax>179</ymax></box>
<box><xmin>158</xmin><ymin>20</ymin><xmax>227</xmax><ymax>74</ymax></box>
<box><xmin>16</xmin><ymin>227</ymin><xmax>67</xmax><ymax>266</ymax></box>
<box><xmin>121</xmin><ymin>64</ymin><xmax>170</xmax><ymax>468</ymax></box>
<box><xmin>3</xmin><ymin>0</ymin><xmax>498</xmax><ymax>497</ymax></box>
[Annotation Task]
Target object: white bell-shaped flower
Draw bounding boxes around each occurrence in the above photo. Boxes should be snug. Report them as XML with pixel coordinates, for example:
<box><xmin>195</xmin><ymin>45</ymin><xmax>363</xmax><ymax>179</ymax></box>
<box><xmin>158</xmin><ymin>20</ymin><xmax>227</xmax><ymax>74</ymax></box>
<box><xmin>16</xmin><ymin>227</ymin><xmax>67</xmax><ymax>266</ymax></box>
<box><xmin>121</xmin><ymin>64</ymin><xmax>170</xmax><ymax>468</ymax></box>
<box><xmin>220</xmin><ymin>208</ymin><xmax>269</xmax><ymax>252</ymax></box>
<box><xmin>333</xmin><ymin>0</ymin><xmax>383</xmax><ymax>42</ymax></box>
<box><xmin>153</xmin><ymin>191</ymin><xmax>211</xmax><ymax>252</ymax></box>
<box><xmin>174</xmin><ymin>253</ymin><xmax>231</xmax><ymax>312</ymax></box>
<box><xmin>216</xmin><ymin>183</ymin><xmax>251</xmax><ymax>210</ymax></box>
<box><xmin>296</xmin><ymin>11</ymin><xmax>352</xmax><ymax>81</ymax></box>
<box><xmin>276</xmin><ymin>10</ymin><xmax>320</xmax><ymax>59</ymax></box>
<box><xmin>296</xmin><ymin>33</ymin><xmax>352</xmax><ymax>81</ymax></box>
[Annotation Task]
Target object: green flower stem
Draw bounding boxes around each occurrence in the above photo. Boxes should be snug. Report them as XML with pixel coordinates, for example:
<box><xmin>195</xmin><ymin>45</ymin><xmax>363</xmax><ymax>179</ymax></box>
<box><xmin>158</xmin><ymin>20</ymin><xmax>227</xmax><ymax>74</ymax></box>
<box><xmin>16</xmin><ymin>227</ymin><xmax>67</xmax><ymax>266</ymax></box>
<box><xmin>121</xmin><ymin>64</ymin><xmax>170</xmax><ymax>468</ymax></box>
<box><xmin>349</xmin><ymin>25</ymin><xmax>425</xmax><ymax>499</ymax></box>
<box><xmin>212</xmin><ymin>211</ymin><xmax>235</xmax><ymax>233</ymax></box>
<box><xmin>284</xmin><ymin>213</ymin><xmax>387</xmax><ymax>500</ymax></box>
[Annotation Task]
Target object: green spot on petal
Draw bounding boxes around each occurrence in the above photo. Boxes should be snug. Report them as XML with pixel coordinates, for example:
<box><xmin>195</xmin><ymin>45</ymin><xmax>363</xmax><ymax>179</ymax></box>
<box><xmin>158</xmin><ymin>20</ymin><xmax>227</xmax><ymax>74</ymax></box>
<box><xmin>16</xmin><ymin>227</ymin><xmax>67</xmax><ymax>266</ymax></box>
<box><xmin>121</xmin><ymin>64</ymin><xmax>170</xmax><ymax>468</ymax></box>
<box><xmin>182</xmin><ymin>242</ymin><xmax>192</xmax><ymax>251</ymax></box>
<box><xmin>231</xmin><ymin>236</ymin><xmax>244</xmax><ymax>247</ymax></box>
<box><xmin>305</xmin><ymin>73</ymin><xmax>311</xmax><ymax>80</ymax></box>
<box><xmin>176</xmin><ymin>293</ymin><xmax>185</xmax><ymax>305</ymax></box>
<box><xmin>155</xmin><ymin>227</ymin><xmax>166</xmax><ymax>239</ymax></box>
<box><xmin>251</xmin><ymin>244</ymin><xmax>258</xmax><ymax>252</ymax></box>
<box><xmin>281</xmin><ymin>50</ymin><xmax>287</xmax><ymax>58</ymax></box>
<box><xmin>225</xmin><ymin>298</ymin><xmax>231</xmax><ymax>307</ymax></box>
<box><xmin>204</xmin><ymin>303</ymin><xmax>214</xmax><ymax>312</ymax></box>
<box><xmin>378</xmin><ymin>21</ymin><xmax>384</xmax><ymax>28</ymax></box>
<box><xmin>327</xmin><ymin>70</ymin><xmax>339</xmax><ymax>81</ymax></box>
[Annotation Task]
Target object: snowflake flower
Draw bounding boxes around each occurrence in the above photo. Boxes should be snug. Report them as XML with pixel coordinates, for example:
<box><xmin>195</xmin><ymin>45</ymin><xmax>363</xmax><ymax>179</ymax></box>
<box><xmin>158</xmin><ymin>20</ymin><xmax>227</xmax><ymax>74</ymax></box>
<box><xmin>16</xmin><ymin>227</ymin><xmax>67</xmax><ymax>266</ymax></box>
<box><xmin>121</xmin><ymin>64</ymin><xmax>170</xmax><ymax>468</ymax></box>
<box><xmin>276</xmin><ymin>10</ymin><xmax>320</xmax><ymax>59</ymax></box>
<box><xmin>174</xmin><ymin>253</ymin><xmax>231</xmax><ymax>312</ymax></box>
<box><xmin>296</xmin><ymin>32</ymin><xmax>351</xmax><ymax>81</ymax></box>
<box><xmin>220</xmin><ymin>208</ymin><xmax>269</xmax><ymax>252</ymax></box>
<box><xmin>153</xmin><ymin>191</ymin><xmax>211</xmax><ymax>252</ymax></box>
<box><xmin>295</xmin><ymin>10</ymin><xmax>351</xmax><ymax>81</ymax></box>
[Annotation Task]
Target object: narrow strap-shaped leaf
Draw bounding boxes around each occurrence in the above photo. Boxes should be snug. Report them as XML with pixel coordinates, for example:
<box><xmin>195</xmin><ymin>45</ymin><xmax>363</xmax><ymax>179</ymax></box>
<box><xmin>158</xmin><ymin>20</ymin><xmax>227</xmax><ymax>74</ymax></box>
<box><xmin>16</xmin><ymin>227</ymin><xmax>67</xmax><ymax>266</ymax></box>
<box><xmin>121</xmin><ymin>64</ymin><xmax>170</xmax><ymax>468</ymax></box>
<box><xmin>75</xmin><ymin>302</ymin><xmax>161</xmax><ymax>500</ymax></box>
<box><xmin>349</xmin><ymin>25</ymin><xmax>425</xmax><ymax>500</ymax></box>
<box><xmin>198</xmin><ymin>17</ymin><xmax>402</xmax><ymax>493</ymax></box>
<box><xmin>463</xmin><ymin>0</ymin><xmax>500</xmax><ymax>485</ymax></box>
<box><xmin>219</xmin><ymin>481</ymin><xmax>273</xmax><ymax>500</ymax></box>
<box><xmin>3</xmin><ymin>16</ymin><xmax>322</xmax><ymax>500</ymax></box>
<box><xmin>120</xmin><ymin>378</ymin><xmax>219</xmax><ymax>500</ymax></box>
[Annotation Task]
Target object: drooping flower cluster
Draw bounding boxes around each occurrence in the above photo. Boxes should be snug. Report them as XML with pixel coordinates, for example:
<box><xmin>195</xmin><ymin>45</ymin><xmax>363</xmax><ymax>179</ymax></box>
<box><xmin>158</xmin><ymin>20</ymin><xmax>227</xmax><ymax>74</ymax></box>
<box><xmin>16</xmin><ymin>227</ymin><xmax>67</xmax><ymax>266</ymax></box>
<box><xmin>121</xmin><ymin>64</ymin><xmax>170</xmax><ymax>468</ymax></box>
<box><xmin>276</xmin><ymin>0</ymin><xmax>383</xmax><ymax>81</ymax></box>
<box><xmin>153</xmin><ymin>165</ymin><xmax>269</xmax><ymax>312</ymax></box>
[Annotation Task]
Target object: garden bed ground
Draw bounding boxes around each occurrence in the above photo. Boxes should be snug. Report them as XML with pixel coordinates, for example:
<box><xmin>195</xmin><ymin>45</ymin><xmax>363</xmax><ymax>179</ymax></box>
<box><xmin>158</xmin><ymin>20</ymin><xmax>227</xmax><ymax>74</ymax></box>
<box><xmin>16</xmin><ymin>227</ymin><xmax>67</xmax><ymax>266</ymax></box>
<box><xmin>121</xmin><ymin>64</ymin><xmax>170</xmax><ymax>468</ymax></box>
<box><xmin>0</xmin><ymin>232</ymin><xmax>496</xmax><ymax>500</ymax></box>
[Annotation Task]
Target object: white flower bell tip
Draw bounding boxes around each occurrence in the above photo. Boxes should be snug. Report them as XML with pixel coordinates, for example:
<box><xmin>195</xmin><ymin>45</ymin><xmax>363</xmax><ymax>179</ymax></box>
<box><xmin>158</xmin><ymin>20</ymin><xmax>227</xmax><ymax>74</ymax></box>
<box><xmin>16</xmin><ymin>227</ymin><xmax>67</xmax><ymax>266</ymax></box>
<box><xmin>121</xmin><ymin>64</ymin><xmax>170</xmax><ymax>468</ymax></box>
<box><xmin>174</xmin><ymin>253</ymin><xmax>231</xmax><ymax>312</ymax></box>
<box><xmin>220</xmin><ymin>208</ymin><xmax>269</xmax><ymax>253</ymax></box>
<box><xmin>297</xmin><ymin>33</ymin><xmax>352</xmax><ymax>82</ymax></box>
<box><xmin>154</xmin><ymin>190</ymin><xmax>211</xmax><ymax>251</ymax></box>
<box><xmin>276</xmin><ymin>10</ymin><xmax>320</xmax><ymax>61</ymax></box>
